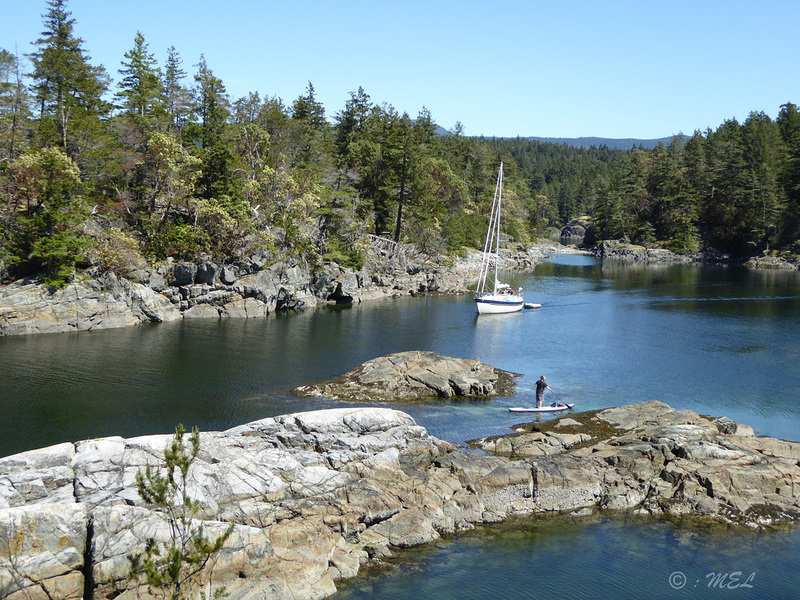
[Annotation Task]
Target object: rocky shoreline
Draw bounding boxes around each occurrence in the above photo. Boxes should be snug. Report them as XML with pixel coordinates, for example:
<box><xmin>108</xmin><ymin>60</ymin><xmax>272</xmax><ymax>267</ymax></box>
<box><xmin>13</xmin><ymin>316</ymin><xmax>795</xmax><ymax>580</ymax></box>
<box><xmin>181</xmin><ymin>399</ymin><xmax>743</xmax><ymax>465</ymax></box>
<box><xmin>469</xmin><ymin>401</ymin><xmax>800</xmax><ymax>525</ymax></box>
<box><xmin>2</xmin><ymin>401</ymin><xmax>798</xmax><ymax>600</ymax></box>
<box><xmin>2</xmin><ymin>236</ymin><xmax>796</xmax><ymax>337</ymax></box>
<box><xmin>0</xmin><ymin>244</ymin><xmax>543</xmax><ymax>337</ymax></box>
<box><xmin>592</xmin><ymin>238</ymin><xmax>800</xmax><ymax>269</ymax></box>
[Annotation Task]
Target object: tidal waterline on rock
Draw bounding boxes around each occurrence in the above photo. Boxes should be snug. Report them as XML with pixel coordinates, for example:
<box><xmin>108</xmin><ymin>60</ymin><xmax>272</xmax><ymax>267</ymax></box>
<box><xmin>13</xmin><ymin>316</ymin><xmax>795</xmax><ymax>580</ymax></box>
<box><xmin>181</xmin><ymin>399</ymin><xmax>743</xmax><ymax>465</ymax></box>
<box><xmin>333</xmin><ymin>514</ymin><xmax>800</xmax><ymax>599</ymax></box>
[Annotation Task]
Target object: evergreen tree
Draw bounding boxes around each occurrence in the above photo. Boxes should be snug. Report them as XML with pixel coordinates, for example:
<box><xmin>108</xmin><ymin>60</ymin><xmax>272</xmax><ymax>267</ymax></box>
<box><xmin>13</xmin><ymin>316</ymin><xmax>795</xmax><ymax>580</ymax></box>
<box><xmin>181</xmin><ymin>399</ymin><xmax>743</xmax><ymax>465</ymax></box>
<box><xmin>189</xmin><ymin>56</ymin><xmax>236</xmax><ymax>202</ymax></box>
<box><xmin>414</xmin><ymin>106</ymin><xmax>438</xmax><ymax>151</ymax></box>
<box><xmin>231</xmin><ymin>92</ymin><xmax>270</xmax><ymax>181</ymax></box>
<box><xmin>289</xmin><ymin>81</ymin><xmax>330</xmax><ymax>174</ymax></box>
<box><xmin>776</xmin><ymin>102</ymin><xmax>800</xmax><ymax>245</ymax></box>
<box><xmin>5</xmin><ymin>147</ymin><xmax>92</xmax><ymax>285</ymax></box>
<box><xmin>129</xmin><ymin>425</ymin><xmax>232</xmax><ymax>600</ymax></box>
<box><xmin>388</xmin><ymin>109</ymin><xmax>448</xmax><ymax>244</ymax></box>
<box><xmin>163</xmin><ymin>46</ymin><xmax>191</xmax><ymax>137</ymax></box>
<box><xmin>703</xmin><ymin>119</ymin><xmax>749</xmax><ymax>253</ymax></box>
<box><xmin>333</xmin><ymin>86</ymin><xmax>372</xmax><ymax>167</ymax></box>
<box><xmin>387</xmin><ymin>111</ymin><xmax>414</xmax><ymax>242</ymax></box>
<box><xmin>113</xmin><ymin>32</ymin><xmax>165</xmax><ymax>207</ymax></box>
<box><xmin>291</xmin><ymin>81</ymin><xmax>325</xmax><ymax>130</ymax></box>
<box><xmin>28</xmin><ymin>0</ymin><xmax>110</xmax><ymax>157</ymax></box>
<box><xmin>116</xmin><ymin>32</ymin><xmax>163</xmax><ymax>121</ymax></box>
<box><xmin>0</xmin><ymin>48</ymin><xmax>31</xmax><ymax>160</ymax></box>
<box><xmin>191</xmin><ymin>55</ymin><xmax>229</xmax><ymax>151</ymax></box>
<box><xmin>741</xmin><ymin>111</ymin><xmax>785</xmax><ymax>251</ymax></box>
<box><xmin>349</xmin><ymin>103</ymin><xmax>400</xmax><ymax>236</ymax></box>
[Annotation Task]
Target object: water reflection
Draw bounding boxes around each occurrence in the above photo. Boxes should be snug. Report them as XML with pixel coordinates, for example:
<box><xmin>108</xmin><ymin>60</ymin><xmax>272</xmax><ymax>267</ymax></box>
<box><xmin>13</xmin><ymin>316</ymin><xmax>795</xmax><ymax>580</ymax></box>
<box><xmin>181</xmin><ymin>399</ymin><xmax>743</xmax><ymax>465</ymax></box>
<box><xmin>1</xmin><ymin>258</ymin><xmax>799</xmax><ymax>458</ymax></box>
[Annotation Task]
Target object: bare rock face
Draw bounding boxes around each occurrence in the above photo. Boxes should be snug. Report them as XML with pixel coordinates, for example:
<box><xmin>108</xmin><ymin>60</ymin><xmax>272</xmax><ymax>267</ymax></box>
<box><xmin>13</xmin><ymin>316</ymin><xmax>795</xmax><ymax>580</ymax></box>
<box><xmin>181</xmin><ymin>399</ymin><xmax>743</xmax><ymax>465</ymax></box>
<box><xmin>2</xmin><ymin>402</ymin><xmax>798</xmax><ymax>600</ymax></box>
<box><xmin>469</xmin><ymin>400</ymin><xmax>800</xmax><ymax>527</ymax></box>
<box><xmin>0</xmin><ymin>274</ymin><xmax>181</xmax><ymax>336</ymax></box>
<box><xmin>293</xmin><ymin>351</ymin><xmax>520</xmax><ymax>402</ymax></box>
<box><xmin>0</xmin><ymin>407</ymin><xmax>532</xmax><ymax>600</ymax></box>
<box><xmin>591</xmin><ymin>240</ymin><xmax>691</xmax><ymax>263</ymax></box>
<box><xmin>0</xmin><ymin>244</ymin><xmax>544</xmax><ymax>337</ymax></box>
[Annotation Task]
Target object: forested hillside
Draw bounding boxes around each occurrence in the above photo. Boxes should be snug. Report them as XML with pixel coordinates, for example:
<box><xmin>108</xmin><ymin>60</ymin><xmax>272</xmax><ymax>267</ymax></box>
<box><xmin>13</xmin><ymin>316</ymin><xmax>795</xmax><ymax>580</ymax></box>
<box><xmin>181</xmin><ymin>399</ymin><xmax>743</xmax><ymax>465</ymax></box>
<box><xmin>1</xmin><ymin>0</ymin><xmax>798</xmax><ymax>286</ymax></box>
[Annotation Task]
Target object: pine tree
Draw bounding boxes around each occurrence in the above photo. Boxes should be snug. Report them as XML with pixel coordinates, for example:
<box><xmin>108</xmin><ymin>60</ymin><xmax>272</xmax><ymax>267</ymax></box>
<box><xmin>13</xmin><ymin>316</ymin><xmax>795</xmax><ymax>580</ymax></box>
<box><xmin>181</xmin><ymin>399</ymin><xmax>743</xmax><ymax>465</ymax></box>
<box><xmin>28</xmin><ymin>0</ymin><xmax>110</xmax><ymax>156</ymax></box>
<box><xmin>290</xmin><ymin>82</ymin><xmax>328</xmax><ymax>170</ymax></box>
<box><xmin>741</xmin><ymin>111</ymin><xmax>786</xmax><ymax>251</ymax></box>
<box><xmin>333</xmin><ymin>86</ymin><xmax>372</xmax><ymax>167</ymax></box>
<box><xmin>0</xmin><ymin>47</ymin><xmax>30</xmax><ymax>160</ymax></box>
<box><xmin>117</xmin><ymin>31</ymin><xmax>163</xmax><ymax>120</ymax></box>
<box><xmin>776</xmin><ymin>103</ymin><xmax>800</xmax><ymax>246</ymax></box>
<box><xmin>163</xmin><ymin>46</ymin><xmax>190</xmax><ymax>137</ymax></box>
<box><xmin>129</xmin><ymin>425</ymin><xmax>232</xmax><ymax>600</ymax></box>
<box><xmin>291</xmin><ymin>81</ymin><xmax>325</xmax><ymax>130</ymax></box>
<box><xmin>703</xmin><ymin>119</ymin><xmax>749</xmax><ymax>252</ymax></box>
<box><xmin>191</xmin><ymin>55</ymin><xmax>229</xmax><ymax>151</ymax></box>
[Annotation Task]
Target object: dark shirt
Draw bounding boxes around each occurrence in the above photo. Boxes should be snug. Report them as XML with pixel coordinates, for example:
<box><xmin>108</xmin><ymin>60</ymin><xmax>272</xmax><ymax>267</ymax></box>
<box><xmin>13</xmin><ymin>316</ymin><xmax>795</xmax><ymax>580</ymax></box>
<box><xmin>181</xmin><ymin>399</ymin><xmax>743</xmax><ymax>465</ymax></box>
<box><xmin>535</xmin><ymin>379</ymin><xmax>548</xmax><ymax>396</ymax></box>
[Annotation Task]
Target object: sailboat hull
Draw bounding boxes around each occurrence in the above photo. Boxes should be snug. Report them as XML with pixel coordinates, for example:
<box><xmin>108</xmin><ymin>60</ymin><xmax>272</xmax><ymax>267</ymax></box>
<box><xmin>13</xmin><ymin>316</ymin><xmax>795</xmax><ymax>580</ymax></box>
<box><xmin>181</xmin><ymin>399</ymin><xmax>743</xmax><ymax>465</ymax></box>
<box><xmin>475</xmin><ymin>295</ymin><xmax>525</xmax><ymax>314</ymax></box>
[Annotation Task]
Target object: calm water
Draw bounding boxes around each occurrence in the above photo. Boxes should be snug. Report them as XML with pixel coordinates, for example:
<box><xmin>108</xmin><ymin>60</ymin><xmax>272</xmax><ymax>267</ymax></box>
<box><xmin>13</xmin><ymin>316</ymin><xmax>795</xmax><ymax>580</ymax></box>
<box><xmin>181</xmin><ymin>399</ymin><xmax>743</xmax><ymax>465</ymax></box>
<box><xmin>334</xmin><ymin>515</ymin><xmax>800</xmax><ymax>599</ymax></box>
<box><xmin>2</xmin><ymin>255</ymin><xmax>800</xmax><ymax>597</ymax></box>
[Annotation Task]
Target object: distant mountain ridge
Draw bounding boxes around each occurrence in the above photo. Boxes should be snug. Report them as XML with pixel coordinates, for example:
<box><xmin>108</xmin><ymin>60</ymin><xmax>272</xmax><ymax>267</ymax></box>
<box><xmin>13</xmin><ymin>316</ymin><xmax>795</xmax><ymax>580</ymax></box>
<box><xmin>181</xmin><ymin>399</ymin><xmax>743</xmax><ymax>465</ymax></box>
<box><xmin>433</xmin><ymin>126</ymin><xmax>687</xmax><ymax>150</ymax></box>
<box><xmin>525</xmin><ymin>135</ymin><xmax>687</xmax><ymax>150</ymax></box>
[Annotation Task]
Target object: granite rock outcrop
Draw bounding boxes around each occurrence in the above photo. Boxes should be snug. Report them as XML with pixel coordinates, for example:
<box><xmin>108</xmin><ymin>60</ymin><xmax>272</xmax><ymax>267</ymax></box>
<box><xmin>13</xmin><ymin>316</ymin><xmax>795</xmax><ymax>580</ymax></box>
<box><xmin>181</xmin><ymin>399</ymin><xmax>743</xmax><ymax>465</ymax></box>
<box><xmin>2</xmin><ymin>402</ymin><xmax>799</xmax><ymax>600</ymax></box>
<box><xmin>469</xmin><ymin>400</ymin><xmax>800</xmax><ymax>526</ymax></box>
<box><xmin>293</xmin><ymin>351</ymin><xmax>519</xmax><ymax>402</ymax></box>
<box><xmin>0</xmin><ymin>407</ymin><xmax>534</xmax><ymax>600</ymax></box>
<box><xmin>0</xmin><ymin>246</ymin><xmax>544</xmax><ymax>337</ymax></box>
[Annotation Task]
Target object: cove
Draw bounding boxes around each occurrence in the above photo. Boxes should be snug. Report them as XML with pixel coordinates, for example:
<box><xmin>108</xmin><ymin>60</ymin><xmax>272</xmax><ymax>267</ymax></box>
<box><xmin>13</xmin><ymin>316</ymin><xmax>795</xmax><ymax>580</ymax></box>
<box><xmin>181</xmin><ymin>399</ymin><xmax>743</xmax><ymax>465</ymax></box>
<box><xmin>2</xmin><ymin>254</ymin><xmax>800</xmax><ymax>597</ymax></box>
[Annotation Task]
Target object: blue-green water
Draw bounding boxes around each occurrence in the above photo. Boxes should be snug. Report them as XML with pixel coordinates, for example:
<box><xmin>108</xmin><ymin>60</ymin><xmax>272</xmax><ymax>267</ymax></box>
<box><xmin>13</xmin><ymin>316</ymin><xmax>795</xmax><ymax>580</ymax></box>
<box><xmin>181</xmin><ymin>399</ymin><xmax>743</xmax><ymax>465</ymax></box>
<box><xmin>334</xmin><ymin>515</ymin><xmax>800</xmax><ymax>599</ymax></box>
<box><xmin>1</xmin><ymin>255</ymin><xmax>799</xmax><ymax>597</ymax></box>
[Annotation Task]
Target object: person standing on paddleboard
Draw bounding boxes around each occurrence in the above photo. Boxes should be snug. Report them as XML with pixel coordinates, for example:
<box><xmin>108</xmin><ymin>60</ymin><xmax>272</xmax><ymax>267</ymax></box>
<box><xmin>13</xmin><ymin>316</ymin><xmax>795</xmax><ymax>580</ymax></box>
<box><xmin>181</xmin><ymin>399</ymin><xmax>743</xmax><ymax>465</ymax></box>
<box><xmin>535</xmin><ymin>375</ymin><xmax>552</xmax><ymax>408</ymax></box>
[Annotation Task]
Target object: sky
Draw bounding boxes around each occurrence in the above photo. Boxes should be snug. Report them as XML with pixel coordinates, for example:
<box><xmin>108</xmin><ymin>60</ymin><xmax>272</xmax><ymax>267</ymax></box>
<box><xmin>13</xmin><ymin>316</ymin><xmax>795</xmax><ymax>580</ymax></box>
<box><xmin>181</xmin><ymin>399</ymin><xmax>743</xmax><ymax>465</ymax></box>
<box><xmin>2</xmin><ymin>0</ymin><xmax>799</xmax><ymax>140</ymax></box>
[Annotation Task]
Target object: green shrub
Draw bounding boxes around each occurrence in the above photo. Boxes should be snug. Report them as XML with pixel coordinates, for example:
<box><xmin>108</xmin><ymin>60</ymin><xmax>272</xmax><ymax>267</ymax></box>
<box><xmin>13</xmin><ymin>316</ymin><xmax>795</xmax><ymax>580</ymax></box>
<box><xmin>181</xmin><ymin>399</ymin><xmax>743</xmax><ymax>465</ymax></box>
<box><xmin>145</xmin><ymin>223</ymin><xmax>212</xmax><ymax>262</ymax></box>
<box><xmin>443</xmin><ymin>212</ymin><xmax>487</xmax><ymax>254</ymax></box>
<box><xmin>95</xmin><ymin>229</ymin><xmax>147</xmax><ymax>276</ymax></box>
<box><xmin>31</xmin><ymin>231</ymin><xmax>95</xmax><ymax>287</ymax></box>
<box><xmin>129</xmin><ymin>425</ymin><xmax>232</xmax><ymax>600</ymax></box>
<box><xmin>324</xmin><ymin>236</ymin><xmax>366</xmax><ymax>270</ymax></box>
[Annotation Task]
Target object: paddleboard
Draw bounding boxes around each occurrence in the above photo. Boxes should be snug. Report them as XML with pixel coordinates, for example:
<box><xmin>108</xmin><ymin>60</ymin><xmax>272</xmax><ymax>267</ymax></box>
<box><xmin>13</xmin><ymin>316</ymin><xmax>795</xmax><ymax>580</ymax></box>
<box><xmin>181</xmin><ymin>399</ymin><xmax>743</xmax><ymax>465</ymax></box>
<box><xmin>509</xmin><ymin>403</ymin><xmax>574</xmax><ymax>413</ymax></box>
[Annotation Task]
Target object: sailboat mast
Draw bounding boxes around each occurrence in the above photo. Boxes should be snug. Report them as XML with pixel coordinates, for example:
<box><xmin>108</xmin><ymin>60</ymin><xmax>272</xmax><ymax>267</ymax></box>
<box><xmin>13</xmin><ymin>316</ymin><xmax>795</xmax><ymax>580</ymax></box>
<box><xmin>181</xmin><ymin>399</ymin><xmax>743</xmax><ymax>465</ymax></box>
<box><xmin>477</xmin><ymin>162</ymin><xmax>503</xmax><ymax>295</ymax></box>
<box><xmin>493</xmin><ymin>162</ymin><xmax>503</xmax><ymax>293</ymax></box>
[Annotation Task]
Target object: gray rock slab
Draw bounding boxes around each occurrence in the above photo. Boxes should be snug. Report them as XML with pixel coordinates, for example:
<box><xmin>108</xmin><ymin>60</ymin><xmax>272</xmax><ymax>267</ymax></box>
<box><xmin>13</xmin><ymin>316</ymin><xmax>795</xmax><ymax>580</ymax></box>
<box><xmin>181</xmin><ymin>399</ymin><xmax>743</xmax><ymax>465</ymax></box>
<box><xmin>294</xmin><ymin>351</ymin><xmax>519</xmax><ymax>402</ymax></box>
<box><xmin>3</xmin><ymin>401</ymin><xmax>799</xmax><ymax>600</ymax></box>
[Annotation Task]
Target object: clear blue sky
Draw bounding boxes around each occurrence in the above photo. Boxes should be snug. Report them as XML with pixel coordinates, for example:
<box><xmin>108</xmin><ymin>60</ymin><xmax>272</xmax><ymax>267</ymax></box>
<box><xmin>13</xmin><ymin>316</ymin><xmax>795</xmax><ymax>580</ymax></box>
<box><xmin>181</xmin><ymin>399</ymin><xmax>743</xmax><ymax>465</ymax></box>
<box><xmin>2</xmin><ymin>0</ymin><xmax>798</xmax><ymax>139</ymax></box>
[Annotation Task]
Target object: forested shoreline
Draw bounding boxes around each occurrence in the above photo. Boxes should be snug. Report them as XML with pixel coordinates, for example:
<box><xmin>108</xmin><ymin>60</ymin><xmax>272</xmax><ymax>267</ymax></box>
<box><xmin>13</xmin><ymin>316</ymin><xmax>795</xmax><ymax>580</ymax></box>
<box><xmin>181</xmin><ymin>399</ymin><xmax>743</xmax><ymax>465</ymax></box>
<box><xmin>1</xmin><ymin>0</ymin><xmax>799</xmax><ymax>287</ymax></box>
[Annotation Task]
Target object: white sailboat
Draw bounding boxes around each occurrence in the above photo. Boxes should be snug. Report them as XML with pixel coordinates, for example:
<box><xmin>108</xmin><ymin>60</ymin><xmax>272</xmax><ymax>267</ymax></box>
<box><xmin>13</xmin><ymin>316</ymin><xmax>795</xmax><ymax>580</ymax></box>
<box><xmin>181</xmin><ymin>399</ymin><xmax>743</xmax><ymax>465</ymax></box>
<box><xmin>475</xmin><ymin>162</ymin><xmax>524</xmax><ymax>314</ymax></box>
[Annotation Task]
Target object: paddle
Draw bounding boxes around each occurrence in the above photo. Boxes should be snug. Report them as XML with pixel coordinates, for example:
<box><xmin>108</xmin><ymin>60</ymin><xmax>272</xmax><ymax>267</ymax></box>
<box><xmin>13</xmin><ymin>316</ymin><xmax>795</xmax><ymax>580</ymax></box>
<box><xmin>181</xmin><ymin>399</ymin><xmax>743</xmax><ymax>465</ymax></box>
<box><xmin>548</xmin><ymin>388</ymin><xmax>567</xmax><ymax>405</ymax></box>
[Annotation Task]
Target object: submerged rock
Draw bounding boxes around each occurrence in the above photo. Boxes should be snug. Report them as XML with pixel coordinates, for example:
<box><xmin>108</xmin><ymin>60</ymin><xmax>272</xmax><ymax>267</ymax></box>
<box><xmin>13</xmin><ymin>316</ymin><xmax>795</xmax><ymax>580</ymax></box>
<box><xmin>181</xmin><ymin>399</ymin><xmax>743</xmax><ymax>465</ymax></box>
<box><xmin>293</xmin><ymin>351</ymin><xmax>520</xmax><ymax>402</ymax></box>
